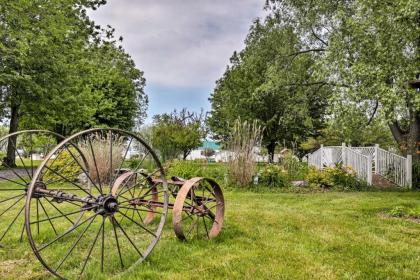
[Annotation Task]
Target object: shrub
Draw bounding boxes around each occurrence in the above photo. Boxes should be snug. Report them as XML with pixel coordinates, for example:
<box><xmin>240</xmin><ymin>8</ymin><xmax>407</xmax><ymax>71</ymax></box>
<box><xmin>306</xmin><ymin>165</ymin><xmax>366</xmax><ymax>190</ymax></box>
<box><xmin>44</xmin><ymin>148</ymin><xmax>81</xmax><ymax>182</ymax></box>
<box><xmin>388</xmin><ymin>206</ymin><xmax>420</xmax><ymax>219</ymax></box>
<box><xmin>166</xmin><ymin>160</ymin><xmax>227</xmax><ymax>182</ymax></box>
<box><xmin>282</xmin><ymin>154</ymin><xmax>309</xmax><ymax>181</ymax></box>
<box><xmin>258</xmin><ymin>164</ymin><xmax>290</xmax><ymax>187</ymax></box>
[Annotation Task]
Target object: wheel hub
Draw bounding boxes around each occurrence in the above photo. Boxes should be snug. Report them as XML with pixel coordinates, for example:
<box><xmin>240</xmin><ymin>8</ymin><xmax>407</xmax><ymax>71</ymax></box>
<box><xmin>96</xmin><ymin>195</ymin><xmax>119</xmax><ymax>215</ymax></box>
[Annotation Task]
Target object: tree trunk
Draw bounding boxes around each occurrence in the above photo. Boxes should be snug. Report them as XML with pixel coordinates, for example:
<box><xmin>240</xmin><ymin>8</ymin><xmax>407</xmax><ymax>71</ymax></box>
<box><xmin>4</xmin><ymin>102</ymin><xmax>20</xmax><ymax>167</ymax></box>
<box><xmin>266</xmin><ymin>141</ymin><xmax>276</xmax><ymax>163</ymax></box>
<box><xmin>389</xmin><ymin>112</ymin><xmax>420</xmax><ymax>161</ymax></box>
<box><xmin>182</xmin><ymin>150</ymin><xmax>190</xmax><ymax>160</ymax></box>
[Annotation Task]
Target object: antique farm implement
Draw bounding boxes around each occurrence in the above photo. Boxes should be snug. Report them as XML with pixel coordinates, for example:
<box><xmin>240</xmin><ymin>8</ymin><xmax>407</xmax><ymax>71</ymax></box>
<box><xmin>0</xmin><ymin>128</ymin><xmax>225</xmax><ymax>279</ymax></box>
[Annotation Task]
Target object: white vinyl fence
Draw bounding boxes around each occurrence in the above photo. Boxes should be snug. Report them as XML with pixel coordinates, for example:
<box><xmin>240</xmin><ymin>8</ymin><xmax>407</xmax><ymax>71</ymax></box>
<box><xmin>307</xmin><ymin>143</ymin><xmax>412</xmax><ymax>188</ymax></box>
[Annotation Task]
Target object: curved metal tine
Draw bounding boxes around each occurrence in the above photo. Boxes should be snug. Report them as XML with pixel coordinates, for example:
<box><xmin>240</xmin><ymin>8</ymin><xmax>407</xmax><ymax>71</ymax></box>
<box><xmin>64</xmin><ymin>142</ymin><xmax>102</xmax><ymax>195</ymax></box>
<box><xmin>80</xmin><ymin>217</ymin><xmax>104</xmax><ymax>276</ymax></box>
<box><xmin>55</xmin><ymin>215</ymin><xmax>98</xmax><ymax>273</ymax></box>
<box><xmin>110</xmin><ymin>136</ymin><xmax>133</xmax><ymax>189</ymax></box>
<box><xmin>9</xmin><ymin>135</ymin><xmax>31</xmax><ymax>179</ymax></box>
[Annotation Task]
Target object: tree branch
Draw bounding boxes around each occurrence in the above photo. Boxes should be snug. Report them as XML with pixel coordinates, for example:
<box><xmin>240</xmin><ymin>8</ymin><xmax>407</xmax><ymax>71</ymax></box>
<box><xmin>367</xmin><ymin>100</ymin><xmax>378</xmax><ymax>125</ymax></box>
<box><xmin>311</xmin><ymin>27</ymin><xmax>328</xmax><ymax>46</ymax></box>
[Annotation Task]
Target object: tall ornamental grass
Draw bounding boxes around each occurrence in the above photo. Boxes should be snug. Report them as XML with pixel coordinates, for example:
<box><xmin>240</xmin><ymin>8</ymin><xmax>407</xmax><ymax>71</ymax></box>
<box><xmin>227</xmin><ymin>119</ymin><xmax>263</xmax><ymax>186</ymax></box>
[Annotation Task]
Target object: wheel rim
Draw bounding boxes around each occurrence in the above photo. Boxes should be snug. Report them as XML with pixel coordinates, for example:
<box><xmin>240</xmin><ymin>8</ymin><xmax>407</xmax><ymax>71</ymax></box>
<box><xmin>25</xmin><ymin>128</ymin><xmax>168</xmax><ymax>279</ymax></box>
<box><xmin>172</xmin><ymin>177</ymin><xmax>224</xmax><ymax>241</ymax></box>
<box><xmin>0</xmin><ymin>130</ymin><xmax>64</xmax><ymax>246</ymax></box>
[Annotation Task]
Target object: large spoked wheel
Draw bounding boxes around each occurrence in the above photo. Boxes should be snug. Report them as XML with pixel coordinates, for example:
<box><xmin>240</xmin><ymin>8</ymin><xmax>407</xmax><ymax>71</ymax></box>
<box><xmin>25</xmin><ymin>128</ymin><xmax>168</xmax><ymax>279</ymax></box>
<box><xmin>0</xmin><ymin>130</ymin><xmax>64</xmax><ymax>247</ymax></box>
<box><xmin>173</xmin><ymin>177</ymin><xmax>224</xmax><ymax>241</ymax></box>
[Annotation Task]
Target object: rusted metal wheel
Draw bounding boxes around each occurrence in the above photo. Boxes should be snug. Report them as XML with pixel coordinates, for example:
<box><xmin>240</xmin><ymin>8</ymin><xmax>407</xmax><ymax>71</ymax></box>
<box><xmin>0</xmin><ymin>130</ymin><xmax>64</xmax><ymax>247</ymax></box>
<box><xmin>172</xmin><ymin>177</ymin><xmax>224</xmax><ymax>241</ymax></box>
<box><xmin>25</xmin><ymin>128</ymin><xmax>168</xmax><ymax>279</ymax></box>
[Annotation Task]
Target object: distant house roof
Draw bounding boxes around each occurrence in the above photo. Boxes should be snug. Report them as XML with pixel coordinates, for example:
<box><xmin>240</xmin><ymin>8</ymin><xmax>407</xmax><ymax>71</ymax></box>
<box><xmin>198</xmin><ymin>140</ymin><xmax>220</xmax><ymax>150</ymax></box>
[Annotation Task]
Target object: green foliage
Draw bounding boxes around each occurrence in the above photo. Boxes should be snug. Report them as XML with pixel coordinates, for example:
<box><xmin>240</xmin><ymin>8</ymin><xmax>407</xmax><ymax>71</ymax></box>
<box><xmin>151</xmin><ymin>109</ymin><xmax>204</xmax><ymax>161</ymax></box>
<box><xmin>282</xmin><ymin>155</ymin><xmax>309</xmax><ymax>181</ymax></box>
<box><xmin>258</xmin><ymin>164</ymin><xmax>290</xmax><ymax>187</ymax></box>
<box><xmin>265</xmin><ymin>0</ymin><xmax>419</xmax><ymax>157</ymax></box>
<box><xmin>208</xmin><ymin>22</ymin><xmax>329</xmax><ymax>158</ymax></box>
<box><xmin>305</xmin><ymin>166</ymin><xmax>367</xmax><ymax>190</ymax></box>
<box><xmin>166</xmin><ymin>160</ymin><xmax>227</xmax><ymax>183</ymax></box>
<box><xmin>44</xmin><ymin>149</ymin><xmax>81</xmax><ymax>182</ymax></box>
<box><xmin>0</xmin><ymin>0</ymin><xmax>147</xmax><ymax>138</ymax></box>
<box><xmin>388</xmin><ymin>206</ymin><xmax>420</xmax><ymax>219</ymax></box>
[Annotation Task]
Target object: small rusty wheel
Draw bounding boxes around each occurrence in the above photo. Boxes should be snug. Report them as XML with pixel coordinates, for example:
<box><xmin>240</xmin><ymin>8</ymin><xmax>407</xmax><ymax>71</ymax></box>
<box><xmin>172</xmin><ymin>177</ymin><xmax>224</xmax><ymax>241</ymax></box>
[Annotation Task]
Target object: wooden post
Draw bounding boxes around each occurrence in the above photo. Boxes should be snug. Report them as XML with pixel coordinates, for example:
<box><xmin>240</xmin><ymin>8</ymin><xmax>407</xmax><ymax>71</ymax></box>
<box><xmin>341</xmin><ymin>143</ymin><xmax>346</xmax><ymax>166</ymax></box>
<box><xmin>406</xmin><ymin>155</ymin><xmax>412</xmax><ymax>188</ymax></box>
<box><xmin>367</xmin><ymin>155</ymin><xmax>373</xmax><ymax>185</ymax></box>
<box><xmin>320</xmin><ymin>144</ymin><xmax>324</xmax><ymax>170</ymax></box>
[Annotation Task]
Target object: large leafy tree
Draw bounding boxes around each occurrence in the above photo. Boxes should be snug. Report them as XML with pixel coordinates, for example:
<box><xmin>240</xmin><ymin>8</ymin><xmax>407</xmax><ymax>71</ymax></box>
<box><xmin>151</xmin><ymin>109</ymin><xmax>205</xmax><ymax>161</ymax></box>
<box><xmin>208</xmin><ymin>20</ymin><xmax>329</xmax><ymax>160</ymax></box>
<box><xmin>266</xmin><ymin>0</ymin><xmax>419</xmax><ymax>159</ymax></box>
<box><xmin>0</xmin><ymin>0</ymin><xmax>147</xmax><ymax>165</ymax></box>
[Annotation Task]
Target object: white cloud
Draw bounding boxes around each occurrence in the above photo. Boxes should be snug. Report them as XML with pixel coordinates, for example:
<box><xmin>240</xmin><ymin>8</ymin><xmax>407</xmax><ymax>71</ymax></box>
<box><xmin>89</xmin><ymin>0</ymin><xmax>266</xmax><ymax>88</ymax></box>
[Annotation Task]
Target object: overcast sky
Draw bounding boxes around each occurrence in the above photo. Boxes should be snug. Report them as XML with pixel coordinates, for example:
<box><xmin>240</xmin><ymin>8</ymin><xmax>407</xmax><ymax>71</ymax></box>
<box><xmin>90</xmin><ymin>0</ymin><xmax>266</xmax><ymax>123</ymax></box>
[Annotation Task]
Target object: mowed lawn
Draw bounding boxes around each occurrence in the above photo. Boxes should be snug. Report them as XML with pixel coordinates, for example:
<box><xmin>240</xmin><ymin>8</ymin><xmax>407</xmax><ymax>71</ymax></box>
<box><xmin>0</xmin><ymin>190</ymin><xmax>419</xmax><ymax>279</ymax></box>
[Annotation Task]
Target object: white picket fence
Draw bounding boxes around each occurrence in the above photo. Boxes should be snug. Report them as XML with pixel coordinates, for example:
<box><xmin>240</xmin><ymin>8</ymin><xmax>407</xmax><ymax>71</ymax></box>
<box><xmin>307</xmin><ymin>143</ymin><xmax>412</xmax><ymax>188</ymax></box>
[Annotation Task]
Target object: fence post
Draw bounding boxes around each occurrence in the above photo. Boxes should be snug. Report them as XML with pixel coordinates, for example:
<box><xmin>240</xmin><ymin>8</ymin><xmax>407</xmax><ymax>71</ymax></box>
<box><xmin>374</xmin><ymin>144</ymin><xmax>379</xmax><ymax>174</ymax></box>
<box><xmin>406</xmin><ymin>155</ymin><xmax>412</xmax><ymax>188</ymax></box>
<box><xmin>367</xmin><ymin>155</ymin><xmax>373</xmax><ymax>185</ymax></box>
<box><xmin>341</xmin><ymin>143</ymin><xmax>346</xmax><ymax>166</ymax></box>
<box><xmin>320</xmin><ymin>144</ymin><xmax>324</xmax><ymax>170</ymax></box>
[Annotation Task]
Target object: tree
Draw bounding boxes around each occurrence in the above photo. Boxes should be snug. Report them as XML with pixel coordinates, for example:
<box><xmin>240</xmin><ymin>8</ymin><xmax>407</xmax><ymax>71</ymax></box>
<box><xmin>0</xmin><ymin>0</ymin><xmax>147</xmax><ymax>165</ymax></box>
<box><xmin>151</xmin><ymin>109</ymin><xmax>205</xmax><ymax>161</ymax></box>
<box><xmin>265</xmin><ymin>0</ymin><xmax>419</xmax><ymax>160</ymax></box>
<box><xmin>208</xmin><ymin>21</ymin><xmax>329</xmax><ymax>161</ymax></box>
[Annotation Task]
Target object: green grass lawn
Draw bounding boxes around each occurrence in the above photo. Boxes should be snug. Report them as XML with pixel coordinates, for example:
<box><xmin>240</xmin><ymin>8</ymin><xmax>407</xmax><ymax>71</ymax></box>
<box><xmin>0</xmin><ymin>190</ymin><xmax>419</xmax><ymax>279</ymax></box>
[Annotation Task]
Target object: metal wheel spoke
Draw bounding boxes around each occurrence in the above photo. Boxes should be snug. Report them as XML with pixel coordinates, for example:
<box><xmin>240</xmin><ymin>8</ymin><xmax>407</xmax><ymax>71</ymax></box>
<box><xmin>113</xmin><ymin>217</ymin><xmax>144</xmax><ymax>258</ymax></box>
<box><xmin>117</xmin><ymin>210</ymin><xmax>157</xmax><ymax>237</ymax></box>
<box><xmin>111</xmin><ymin>216</ymin><xmax>124</xmax><ymax>268</ymax></box>
<box><xmin>38</xmin><ymin>199</ymin><xmax>57</xmax><ymax>235</ymax></box>
<box><xmin>43</xmin><ymin>165</ymin><xmax>92</xmax><ymax>198</ymax></box>
<box><xmin>0</xmin><ymin>194</ymin><xmax>24</xmax><ymax>217</ymax></box>
<box><xmin>110</xmin><ymin>137</ymin><xmax>133</xmax><ymax>188</ymax></box>
<box><xmin>0</xmin><ymin>176</ymin><xmax>27</xmax><ymax>187</ymax></box>
<box><xmin>65</xmin><ymin>146</ymin><xmax>102</xmax><ymax>195</ymax></box>
<box><xmin>80</xmin><ymin>218</ymin><xmax>103</xmax><ymax>276</ymax></box>
<box><xmin>88</xmin><ymin>137</ymin><xmax>103</xmax><ymax>193</ymax></box>
<box><xmin>30</xmin><ymin>206</ymin><xmax>95</xmax><ymax>225</ymax></box>
<box><xmin>101</xmin><ymin>216</ymin><xmax>105</xmax><ymax>273</ymax></box>
<box><xmin>0</xmin><ymin>161</ymin><xmax>28</xmax><ymax>184</ymax></box>
<box><xmin>45</xmin><ymin>199</ymin><xmax>75</xmax><ymax>225</ymax></box>
<box><xmin>9</xmin><ymin>138</ymin><xmax>31</xmax><ymax>179</ymax></box>
<box><xmin>0</xmin><ymin>205</ymin><xmax>24</xmax><ymax>242</ymax></box>
<box><xmin>38</xmin><ymin>213</ymin><xmax>99</xmax><ymax>252</ymax></box>
<box><xmin>55</xmin><ymin>215</ymin><xmax>97</xmax><ymax>272</ymax></box>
